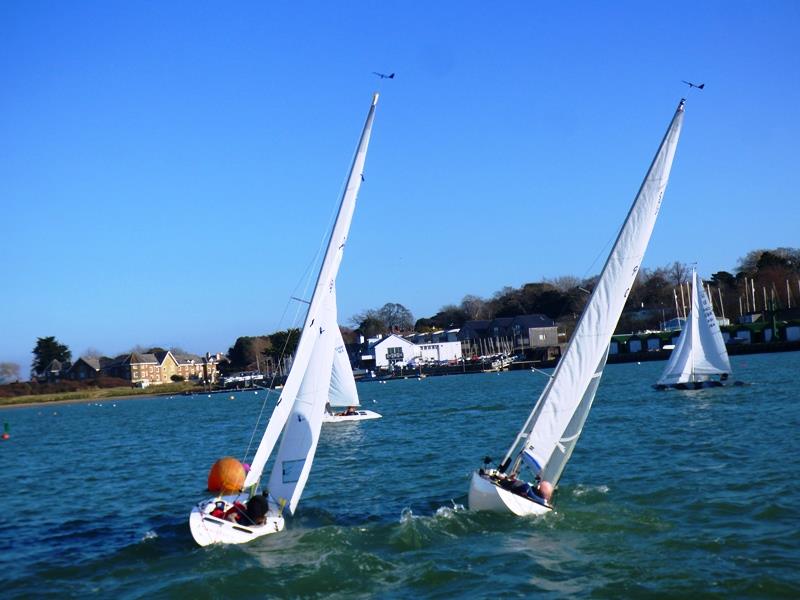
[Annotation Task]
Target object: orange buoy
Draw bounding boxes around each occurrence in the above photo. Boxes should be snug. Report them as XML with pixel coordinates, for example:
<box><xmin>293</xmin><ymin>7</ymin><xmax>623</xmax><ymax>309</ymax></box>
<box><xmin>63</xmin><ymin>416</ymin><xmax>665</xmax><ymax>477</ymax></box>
<box><xmin>207</xmin><ymin>456</ymin><xmax>245</xmax><ymax>494</ymax></box>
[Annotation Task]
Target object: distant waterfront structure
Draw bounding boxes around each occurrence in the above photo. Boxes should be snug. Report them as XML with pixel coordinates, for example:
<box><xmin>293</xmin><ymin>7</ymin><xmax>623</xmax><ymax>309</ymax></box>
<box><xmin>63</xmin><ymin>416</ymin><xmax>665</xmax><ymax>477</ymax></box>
<box><xmin>64</xmin><ymin>350</ymin><xmax>220</xmax><ymax>386</ymax></box>
<box><xmin>458</xmin><ymin>315</ymin><xmax>559</xmax><ymax>358</ymax></box>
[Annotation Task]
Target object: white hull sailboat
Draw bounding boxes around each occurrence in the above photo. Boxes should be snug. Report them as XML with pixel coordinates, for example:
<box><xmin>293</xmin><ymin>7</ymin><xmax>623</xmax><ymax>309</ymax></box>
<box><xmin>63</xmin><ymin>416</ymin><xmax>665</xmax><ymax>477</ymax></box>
<box><xmin>322</xmin><ymin>329</ymin><xmax>382</xmax><ymax>423</ymax></box>
<box><xmin>654</xmin><ymin>268</ymin><xmax>738</xmax><ymax>390</ymax></box>
<box><xmin>468</xmin><ymin>99</ymin><xmax>687</xmax><ymax>516</ymax></box>
<box><xmin>323</xmin><ymin>409</ymin><xmax>382</xmax><ymax>423</ymax></box>
<box><xmin>190</xmin><ymin>94</ymin><xmax>380</xmax><ymax>546</ymax></box>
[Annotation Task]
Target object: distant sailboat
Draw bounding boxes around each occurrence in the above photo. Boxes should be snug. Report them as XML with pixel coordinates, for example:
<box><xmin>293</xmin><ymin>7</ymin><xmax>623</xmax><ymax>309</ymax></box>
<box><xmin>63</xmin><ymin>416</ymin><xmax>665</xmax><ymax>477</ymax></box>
<box><xmin>189</xmin><ymin>93</ymin><xmax>380</xmax><ymax>545</ymax></box>
<box><xmin>469</xmin><ymin>99</ymin><xmax>686</xmax><ymax>516</ymax></box>
<box><xmin>322</xmin><ymin>331</ymin><xmax>382</xmax><ymax>423</ymax></box>
<box><xmin>654</xmin><ymin>269</ymin><xmax>737</xmax><ymax>390</ymax></box>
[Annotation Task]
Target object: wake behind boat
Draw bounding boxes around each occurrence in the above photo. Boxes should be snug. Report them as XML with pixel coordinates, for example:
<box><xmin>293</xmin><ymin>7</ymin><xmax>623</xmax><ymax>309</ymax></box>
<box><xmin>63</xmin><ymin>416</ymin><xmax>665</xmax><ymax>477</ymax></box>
<box><xmin>189</xmin><ymin>94</ymin><xmax>380</xmax><ymax>546</ymax></box>
<box><xmin>469</xmin><ymin>99</ymin><xmax>687</xmax><ymax>516</ymax></box>
<box><xmin>654</xmin><ymin>268</ymin><xmax>743</xmax><ymax>390</ymax></box>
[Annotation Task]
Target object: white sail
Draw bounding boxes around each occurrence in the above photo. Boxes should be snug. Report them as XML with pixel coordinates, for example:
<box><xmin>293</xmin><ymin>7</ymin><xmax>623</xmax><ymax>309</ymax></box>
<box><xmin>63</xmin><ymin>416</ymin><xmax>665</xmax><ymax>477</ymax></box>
<box><xmin>328</xmin><ymin>321</ymin><xmax>360</xmax><ymax>408</ymax></box>
<box><xmin>540</xmin><ymin>348</ymin><xmax>608</xmax><ymax>486</ymax></box>
<box><xmin>518</xmin><ymin>100</ymin><xmax>685</xmax><ymax>477</ymax></box>
<box><xmin>243</xmin><ymin>93</ymin><xmax>379</xmax><ymax>489</ymax></box>
<box><xmin>657</xmin><ymin>269</ymin><xmax>731</xmax><ymax>385</ymax></box>
<box><xmin>267</xmin><ymin>293</ymin><xmax>337</xmax><ymax>512</ymax></box>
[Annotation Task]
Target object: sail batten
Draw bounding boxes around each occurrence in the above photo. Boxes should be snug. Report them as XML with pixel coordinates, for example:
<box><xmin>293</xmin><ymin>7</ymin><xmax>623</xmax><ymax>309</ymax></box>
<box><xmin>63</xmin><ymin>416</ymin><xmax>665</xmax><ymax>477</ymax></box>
<box><xmin>243</xmin><ymin>95</ymin><xmax>378</xmax><ymax>489</ymax></box>
<box><xmin>519</xmin><ymin>100</ymin><xmax>686</xmax><ymax>480</ymax></box>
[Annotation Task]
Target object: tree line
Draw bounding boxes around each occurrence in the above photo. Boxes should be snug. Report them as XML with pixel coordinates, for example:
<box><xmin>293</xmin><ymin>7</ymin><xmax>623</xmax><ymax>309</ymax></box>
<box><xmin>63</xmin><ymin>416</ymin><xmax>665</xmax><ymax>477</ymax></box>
<box><xmin>353</xmin><ymin>246</ymin><xmax>800</xmax><ymax>337</ymax></box>
<box><xmin>4</xmin><ymin>247</ymin><xmax>796</xmax><ymax>383</ymax></box>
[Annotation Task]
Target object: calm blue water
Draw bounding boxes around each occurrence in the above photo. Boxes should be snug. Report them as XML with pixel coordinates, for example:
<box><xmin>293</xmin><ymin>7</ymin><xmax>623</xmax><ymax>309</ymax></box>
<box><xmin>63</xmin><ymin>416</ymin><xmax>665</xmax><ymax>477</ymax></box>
<box><xmin>2</xmin><ymin>352</ymin><xmax>799</xmax><ymax>598</ymax></box>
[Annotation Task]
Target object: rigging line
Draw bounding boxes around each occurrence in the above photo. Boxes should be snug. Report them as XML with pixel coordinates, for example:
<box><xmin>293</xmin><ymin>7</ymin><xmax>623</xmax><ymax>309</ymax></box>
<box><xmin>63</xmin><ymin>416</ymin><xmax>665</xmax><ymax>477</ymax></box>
<box><xmin>241</xmin><ymin>310</ymin><xmax>304</xmax><ymax>464</ymax></box>
<box><xmin>241</xmin><ymin>109</ymin><xmax>366</xmax><ymax>468</ymax></box>
<box><xmin>241</xmin><ymin>287</ymin><xmax>302</xmax><ymax>463</ymax></box>
<box><xmin>530</xmin><ymin>367</ymin><xmax>554</xmax><ymax>379</ymax></box>
<box><xmin>240</xmin><ymin>134</ymin><xmax>357</xmax><ymax>467</ymax></box>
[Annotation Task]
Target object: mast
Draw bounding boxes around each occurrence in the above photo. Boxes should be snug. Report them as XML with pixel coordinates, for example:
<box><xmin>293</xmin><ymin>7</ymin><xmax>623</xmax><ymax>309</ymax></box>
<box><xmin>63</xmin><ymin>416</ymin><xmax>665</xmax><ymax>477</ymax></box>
<box><xmin>244</xmin><ymin>94</ymin><xmax>379</xmax><ymax>489</ymax></box>
<box><xmin>506</xmin><ymin>99</ymin><xmax>685</xmax><ymax>481</ymax></box>
<box><xmin>689</xmin><ymin>270</ymin><xmax>697</xmax><ymax>382</ymax></box>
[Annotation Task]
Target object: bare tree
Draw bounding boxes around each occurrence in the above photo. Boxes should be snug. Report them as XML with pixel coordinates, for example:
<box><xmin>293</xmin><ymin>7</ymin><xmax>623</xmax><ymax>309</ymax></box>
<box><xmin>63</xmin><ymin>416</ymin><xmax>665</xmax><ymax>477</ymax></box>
<box><xmin>83</xmin><ymin>347</ymin><xmax>103</xmax><ymax>358</ymax></box>
<box><xmin>544</xmin><ymin>275</ymin><xmax>581</xmax><ymax>292</ymax></box>
<box><xmin>351</xmin><ymin>302</ymin><xmax>415</xmax><ymax>332</ymax></box>
<box><xmin>460</xmin><ymin>294</ymin><xmax>488</xmax><ymax>319</ymax></box>
<box><xmin>667</xmin><ymin>261</ymin><xmax>690</xmax><ymax>285</ymax></box>
<box><xmin>0</xmin><ymin>362</ymin><xmax>21</xmax><ymax>383</ymax></box>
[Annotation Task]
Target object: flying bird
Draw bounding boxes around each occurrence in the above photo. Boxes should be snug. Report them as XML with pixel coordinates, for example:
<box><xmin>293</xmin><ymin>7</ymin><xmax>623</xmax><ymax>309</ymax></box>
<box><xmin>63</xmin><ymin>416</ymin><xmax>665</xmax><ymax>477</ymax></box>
<box><xmin>372</xmin><ymin>72</ymin><xmax>395</xmax><ymax>79</ymax></box>
<box><xmin>682</xmin><ymin>80</ymin><xmax>705</xmax><ymax>90</ymax></box>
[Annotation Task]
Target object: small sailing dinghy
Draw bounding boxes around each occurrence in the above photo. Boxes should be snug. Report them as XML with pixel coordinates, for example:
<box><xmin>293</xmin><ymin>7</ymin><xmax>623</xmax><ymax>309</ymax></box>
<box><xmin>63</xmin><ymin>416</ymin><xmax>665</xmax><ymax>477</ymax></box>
<box><xmin>469</xmin><ymin>99</ymin><xmax>687</xmax><ymax>516</ymax></box>
<box><xmin>654</xmin><ymin>269</ymin><xmax>738</xmax><ymax>390</ymax></box>
<box><xmin>322</xmin><ymin>332</ymin><xmax>381</xmax><ymax>423</ymax></box>
<box><xmin>190</xmin><ymin>93</ymin><xmax>379</xmax><ymax>546</ymax></box>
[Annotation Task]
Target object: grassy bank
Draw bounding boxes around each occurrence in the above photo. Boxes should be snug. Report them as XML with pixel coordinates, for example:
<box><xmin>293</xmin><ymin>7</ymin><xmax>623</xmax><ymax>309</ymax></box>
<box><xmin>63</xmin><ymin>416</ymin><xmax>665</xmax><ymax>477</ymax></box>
<box><xmin>0</xmin><ymin>381</ymin><xmax>199</xmax><ymax>408</ymax></box>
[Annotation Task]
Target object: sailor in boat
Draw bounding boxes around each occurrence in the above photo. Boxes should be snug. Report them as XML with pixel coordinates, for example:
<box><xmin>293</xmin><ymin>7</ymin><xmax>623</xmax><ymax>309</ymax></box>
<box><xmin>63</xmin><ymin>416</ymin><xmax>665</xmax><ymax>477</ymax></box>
<box><xmin>336</xmin><ymin>406</ymin><xmax>358</xmax><ymax>417</ymax></box>
<box><xmin>479</xmin><ymin>458</ymin><xmax>553</xmax><ymax>506</ymax></box>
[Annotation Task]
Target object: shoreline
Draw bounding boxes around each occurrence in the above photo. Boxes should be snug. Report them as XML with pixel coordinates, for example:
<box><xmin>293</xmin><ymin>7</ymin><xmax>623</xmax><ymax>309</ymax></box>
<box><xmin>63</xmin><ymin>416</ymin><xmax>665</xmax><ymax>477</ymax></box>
<box><xmin>0</xmin><ymin>384</ymin><xmax>271</xmax><ymax>410</ymax></box>
<box><xmin>4</xmin><ymin>344</ymin><xmax>798</xmax><ymax>409</ymax></box>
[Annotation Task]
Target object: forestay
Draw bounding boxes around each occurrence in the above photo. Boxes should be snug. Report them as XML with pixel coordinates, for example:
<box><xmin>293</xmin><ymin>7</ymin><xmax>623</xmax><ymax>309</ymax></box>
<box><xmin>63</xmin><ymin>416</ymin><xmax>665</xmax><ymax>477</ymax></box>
<box><xmin>657</xmin><ymin>269</ymin><xmax>731</xmax><ymax>385</ymax></box>
<box><xmin>519</xmin><ymin>100</ymin><xmax>686</xmax><ymax>478</ymax></box>
<box><xmin>243</xmin><ymin>94</ymin><xmax>379</xmax><ymax>492</ymax></box>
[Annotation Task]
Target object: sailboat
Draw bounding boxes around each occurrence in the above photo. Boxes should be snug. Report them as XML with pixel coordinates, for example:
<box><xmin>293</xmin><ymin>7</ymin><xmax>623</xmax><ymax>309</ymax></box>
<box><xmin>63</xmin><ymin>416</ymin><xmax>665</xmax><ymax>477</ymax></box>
<box><xmin>469</xmin><ymin>99</ymin><xmax>686</xmax><ymax>516</ymax></box>
<box><xmin>322</xmin><ymin>333</ymin><xmax>382</xmax><ymax>423</ymax></box>
<box><xmin>654</xmin><ymin>269</ymin><xmax>736</xmax><ymax>390</ymax></box>
<box><xmin>189</xmin><ymin>93</ymin><xmax>380</xmax><ymax>546</ymax></box>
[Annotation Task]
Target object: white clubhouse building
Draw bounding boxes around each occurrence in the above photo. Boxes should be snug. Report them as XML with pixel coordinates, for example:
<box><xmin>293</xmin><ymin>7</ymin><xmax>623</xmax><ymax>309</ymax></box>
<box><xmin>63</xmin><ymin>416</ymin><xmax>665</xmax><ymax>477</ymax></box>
<box><xmin>362</xmin><ymin>334</ymin><xmax>462</xmax><ymax>369</ymax></box>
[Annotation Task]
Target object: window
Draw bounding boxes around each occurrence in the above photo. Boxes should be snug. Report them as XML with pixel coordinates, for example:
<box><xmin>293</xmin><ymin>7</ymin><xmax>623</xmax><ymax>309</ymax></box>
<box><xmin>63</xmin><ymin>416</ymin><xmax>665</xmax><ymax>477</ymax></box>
<box><xmin>387</xmin><ymin>347</ymin><xmax>403</xmax><ymax>359</ymax></box>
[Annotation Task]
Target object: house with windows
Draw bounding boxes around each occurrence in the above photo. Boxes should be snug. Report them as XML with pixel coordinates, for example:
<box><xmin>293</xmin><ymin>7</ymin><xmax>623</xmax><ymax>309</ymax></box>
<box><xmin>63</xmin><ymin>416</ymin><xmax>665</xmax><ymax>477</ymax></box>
<box><xmin>67</xmin><ymin>356</ymin><xmax>114</xmax><ymax>380</ymax></box>
<box><xmin>102</xmin><ymin>351</ymin><xmax>218</xmax><ymax>386</ymax></box>
<box><xmin>359</xmin><ymin>334</ymin><xmax>463</xmax><ymax>369</ymax></box>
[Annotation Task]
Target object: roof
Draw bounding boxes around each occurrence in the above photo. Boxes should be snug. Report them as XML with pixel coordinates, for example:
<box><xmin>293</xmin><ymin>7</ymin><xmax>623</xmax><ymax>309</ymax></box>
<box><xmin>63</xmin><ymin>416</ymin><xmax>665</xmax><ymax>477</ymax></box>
<box><xmin>173</xmin><ymin>353</ymin><xmax>204</xmax><ymax>365</ymax></box>
<box><xmin>77</xmin><ymin>356</ymin><xmax>101</xmax><ymax>370</ymax></box>
<box><xmin>510</xmin><ymin>314</ymin><xmax>556</xmax><ymax>328</ymax></box>
<box><xmin>45</xmin><ymin>359</ymin><xmax>63</xmax><ymax>372</ymax></box>
<box><xmin>369</xmin><ymin>334</ymin><xmax>415</xmax><ymax>349</ymax></box>
<box><xmin>489</xmin><ymin>317</ymin><xmax>514</xmax><ymax>328</ymax></box>
<box><xmin>460</xmin><ymin>320</ymin><xmax>491</xmax><ymax>333</ymax></box>
<box><xmin>113</xmin><ymin>352</ymin><xmax>159</xmax><ymax>365</ymax></box>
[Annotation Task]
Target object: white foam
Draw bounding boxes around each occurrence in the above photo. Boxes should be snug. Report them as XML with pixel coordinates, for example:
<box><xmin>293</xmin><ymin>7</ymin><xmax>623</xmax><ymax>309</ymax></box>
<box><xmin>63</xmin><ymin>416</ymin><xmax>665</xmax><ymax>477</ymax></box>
<box><xmin>572</xmin><ymin>484</ymin><xmax>610</xmax><ymax>497</ymax></box>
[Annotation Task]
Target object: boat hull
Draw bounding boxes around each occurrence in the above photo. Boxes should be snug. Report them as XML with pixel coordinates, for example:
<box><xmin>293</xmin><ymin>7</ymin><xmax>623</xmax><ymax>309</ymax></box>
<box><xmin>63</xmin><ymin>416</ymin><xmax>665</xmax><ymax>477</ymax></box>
<box><xmin>189</xmin><ymin>495</ymin><xmax>285</xmax><ymax>546</ymax></box>
<box><xmin>468</xmin><ymin>471</ymin><xmax>552</xmax><ymax>516</ymax></box>
<box><xmin>322</xmin><ymin>409</ymin><xmax>382</xmax><ymax>423</ymax></box>
<box><xmin>653</xmin><ymin>380</ymin><xmax>745</xmax><ymax>391</ymax></box>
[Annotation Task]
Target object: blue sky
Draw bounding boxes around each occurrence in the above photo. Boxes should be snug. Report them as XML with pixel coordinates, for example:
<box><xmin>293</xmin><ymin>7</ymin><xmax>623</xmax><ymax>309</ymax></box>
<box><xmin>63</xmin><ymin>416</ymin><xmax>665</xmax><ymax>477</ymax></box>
<box><xmin>2</xmin><ymin>1</ymin><xmax>798</xmax><ymax>373</ymax></box>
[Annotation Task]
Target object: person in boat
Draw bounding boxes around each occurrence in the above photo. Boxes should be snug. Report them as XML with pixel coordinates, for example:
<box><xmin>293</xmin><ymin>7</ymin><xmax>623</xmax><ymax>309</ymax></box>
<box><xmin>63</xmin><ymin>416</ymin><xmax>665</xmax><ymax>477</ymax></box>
<box><xmin>336</xmin><ymin>406</ymin><xmax>358</xmax><ymax>416</ymax></box>
<box><xmin>210</xmin><ymin>500</ymin><xmax>226</xmax><ymax>519</ymax></box>
<box><xmin>239</xmin><ymin>494</ymin><xmax>267</xmax><ymax>526</ymax></box>
<box><xmin>224</xmin><ymin>501</ymin><xmax>248</xmax><ymax>522</ymax></box>
<box><xmin>537</xmin><ymin>480</ymin><xmax>554</xmax><ymax>503</ymax></box>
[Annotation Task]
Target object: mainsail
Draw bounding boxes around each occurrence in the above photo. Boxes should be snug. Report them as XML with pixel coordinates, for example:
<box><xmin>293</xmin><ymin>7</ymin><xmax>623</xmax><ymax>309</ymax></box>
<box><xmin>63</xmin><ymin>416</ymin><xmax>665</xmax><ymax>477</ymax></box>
<box><xmin>505</xmin><ymin>100</ymin><xmax>686</xmax><ymax>486</ymax></box>
<box><xmin>243</xmin><ymin>94</ymin><xmax>379</xmax><ymax>497</ymax></box>
<box><xmin>657</xmin><ymin>269</ymin><xmax>731</xmax><ymax>385</ymax></box>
